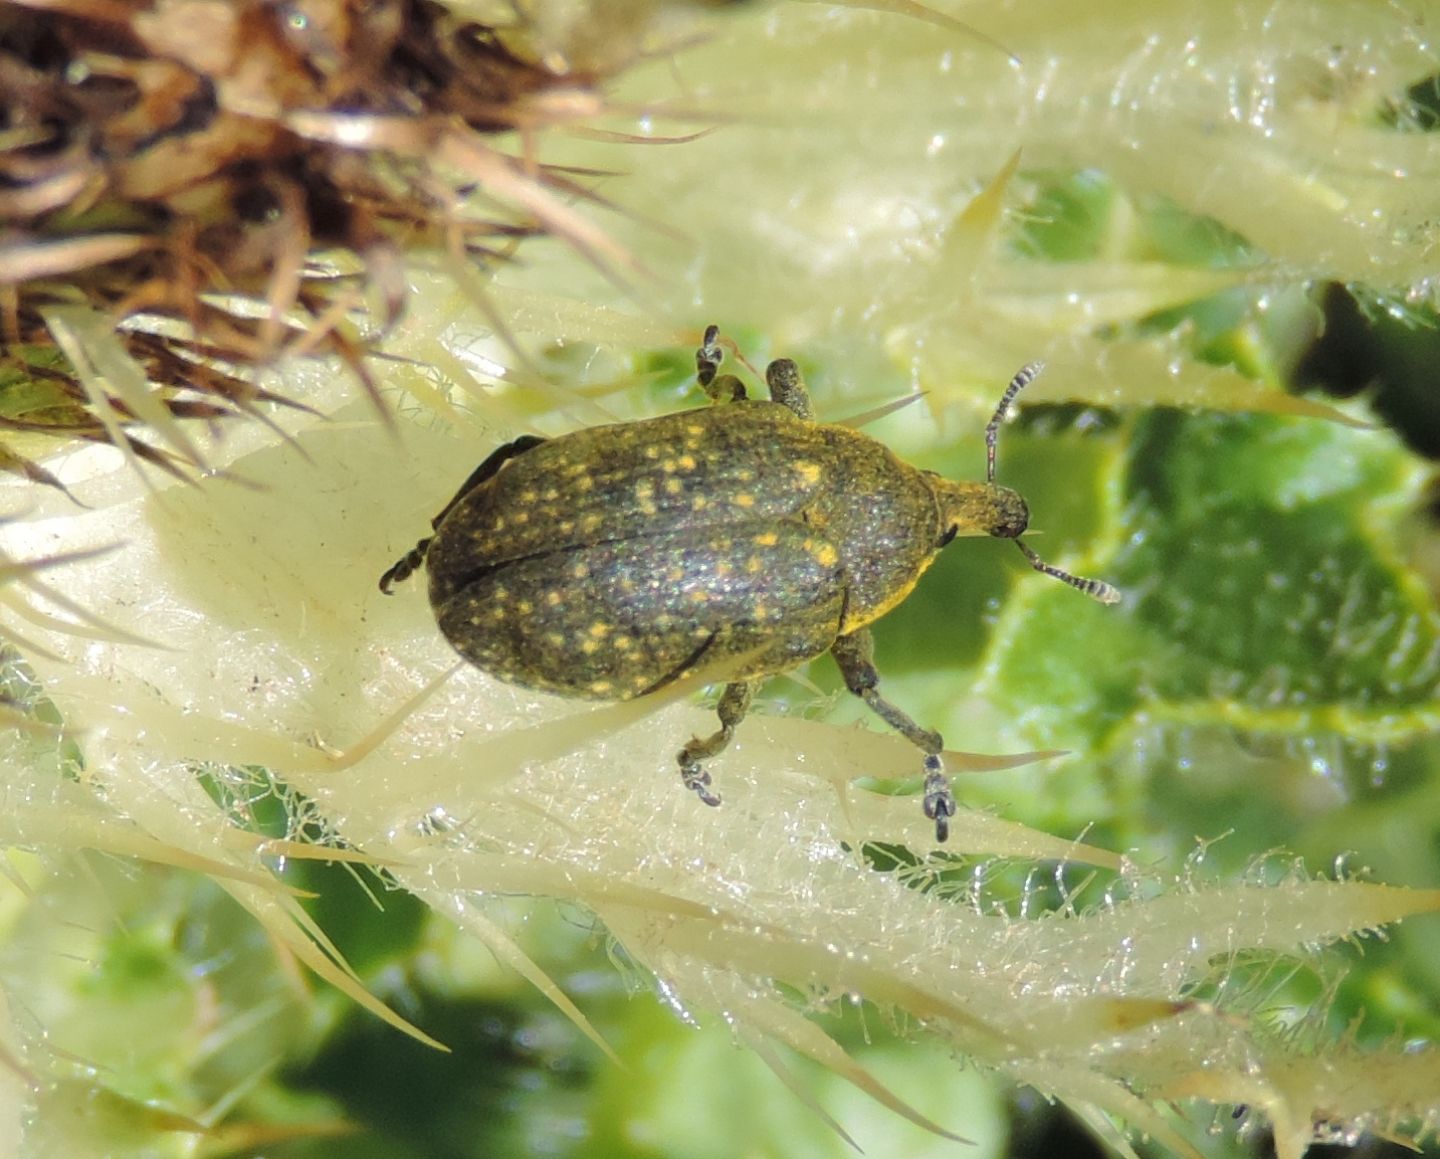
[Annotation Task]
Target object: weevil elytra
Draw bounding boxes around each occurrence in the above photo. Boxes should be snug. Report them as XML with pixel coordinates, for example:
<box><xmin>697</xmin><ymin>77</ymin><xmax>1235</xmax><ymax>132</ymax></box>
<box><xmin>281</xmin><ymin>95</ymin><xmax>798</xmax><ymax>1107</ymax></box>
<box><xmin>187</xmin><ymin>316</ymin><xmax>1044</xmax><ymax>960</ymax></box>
<box><xmin>381</xmin><ymin>326</ymin><xmax>1119</xmax><ymax>841</ymax></box>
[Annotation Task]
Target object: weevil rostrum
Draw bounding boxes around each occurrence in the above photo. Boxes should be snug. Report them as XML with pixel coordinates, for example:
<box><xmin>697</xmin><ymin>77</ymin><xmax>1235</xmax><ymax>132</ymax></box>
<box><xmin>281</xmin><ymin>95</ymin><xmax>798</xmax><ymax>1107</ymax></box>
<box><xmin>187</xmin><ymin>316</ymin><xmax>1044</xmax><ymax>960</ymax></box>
<box><xmin>380</xmin><ymin>326</ymin><xmax>1120</xmax><ymax>841</ymax></box>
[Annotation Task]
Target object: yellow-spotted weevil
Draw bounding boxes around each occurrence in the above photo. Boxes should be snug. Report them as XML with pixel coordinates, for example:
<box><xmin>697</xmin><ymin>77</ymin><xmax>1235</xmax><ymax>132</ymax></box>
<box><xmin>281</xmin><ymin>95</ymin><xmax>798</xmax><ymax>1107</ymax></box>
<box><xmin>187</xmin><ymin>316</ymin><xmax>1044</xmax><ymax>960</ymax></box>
<box><xmin>381</xmin><ymin>326</ymin><xmax>1119</xmax><ymax>841</ymax></box>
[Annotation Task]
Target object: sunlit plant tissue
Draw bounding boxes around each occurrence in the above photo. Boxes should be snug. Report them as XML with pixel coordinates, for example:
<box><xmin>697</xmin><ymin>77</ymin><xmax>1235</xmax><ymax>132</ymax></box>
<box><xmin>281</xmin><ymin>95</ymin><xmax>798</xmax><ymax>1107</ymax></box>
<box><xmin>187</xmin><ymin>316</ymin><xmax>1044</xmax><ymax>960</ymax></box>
<box><xmin>2</xmin><ymin>1</ymin><xmax>1440</xmax><ymax>1156</ymax></box>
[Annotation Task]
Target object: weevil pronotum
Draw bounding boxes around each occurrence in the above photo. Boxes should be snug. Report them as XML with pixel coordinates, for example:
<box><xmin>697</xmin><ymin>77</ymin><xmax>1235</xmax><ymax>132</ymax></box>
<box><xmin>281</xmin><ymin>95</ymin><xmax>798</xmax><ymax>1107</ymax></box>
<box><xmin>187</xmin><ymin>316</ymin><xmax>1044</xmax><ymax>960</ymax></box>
<box><xmin>381</xmin><ymin>326</ymin><xmax>1119</xmax><ymax>840</ymax></box>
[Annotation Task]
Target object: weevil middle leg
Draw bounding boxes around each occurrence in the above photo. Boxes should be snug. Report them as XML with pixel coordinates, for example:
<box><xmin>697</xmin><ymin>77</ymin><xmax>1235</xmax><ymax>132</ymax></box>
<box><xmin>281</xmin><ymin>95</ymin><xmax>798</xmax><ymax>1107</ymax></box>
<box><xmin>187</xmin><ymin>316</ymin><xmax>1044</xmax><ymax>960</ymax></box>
<box><xmin>829</xmin><ymin>628</ymin><xmax>955</xmax><ymax>842</ymax></box>
<box><xmin>676</xmin><ymin>680</ymin><xmax>757</xmax><ymax>807</ymax></box>
<box><xmin>763</xmin><ymin>357</ymin><xmax>815</xmax><ymax>420</ymax></box>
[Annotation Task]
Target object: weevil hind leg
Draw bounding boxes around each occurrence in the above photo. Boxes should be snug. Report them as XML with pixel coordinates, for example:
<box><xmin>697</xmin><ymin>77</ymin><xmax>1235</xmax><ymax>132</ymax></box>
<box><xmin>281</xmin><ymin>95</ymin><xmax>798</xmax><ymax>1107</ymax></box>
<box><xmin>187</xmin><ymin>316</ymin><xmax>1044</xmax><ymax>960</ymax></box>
<box><xmin>829</xmin><ymin>628</ymin><xmax>955</xmax><ymax>842</ymax></box>
<box><xmin>378</xmin><ymin>434</ymin><xmax>546</xmax><ymax>594</ymax></box>
<box><xmin>676</xmin><ymin>680</ymin><xmax>757</xmax><ymax>807</ymax></box>
<box><xmin>696</xmin><ymin>323</ymin><xmax>747</xmax><ymax>404</ymax></box>
<box><xmin>431</xmin><ymin>433</ymin><xmax>547</xmax><ymax>528</ymax></box>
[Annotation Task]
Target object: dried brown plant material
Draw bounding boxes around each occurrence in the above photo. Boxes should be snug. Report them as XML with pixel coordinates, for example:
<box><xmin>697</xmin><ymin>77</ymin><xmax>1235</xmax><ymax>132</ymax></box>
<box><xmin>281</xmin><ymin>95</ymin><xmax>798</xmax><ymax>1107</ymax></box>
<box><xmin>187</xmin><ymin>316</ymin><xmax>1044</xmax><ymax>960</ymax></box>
<box><xmin>0</xmin><ymin>0</ymin><xmax>635</xmax><ymax>484</ymax></box>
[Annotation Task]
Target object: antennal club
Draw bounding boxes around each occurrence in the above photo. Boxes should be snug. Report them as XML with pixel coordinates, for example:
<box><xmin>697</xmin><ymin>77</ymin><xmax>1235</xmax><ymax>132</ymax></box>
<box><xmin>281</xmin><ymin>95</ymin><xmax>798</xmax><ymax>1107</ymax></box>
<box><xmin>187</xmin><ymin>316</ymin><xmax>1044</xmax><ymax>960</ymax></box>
<box><xmin>983</xmin><ymin>360</ymin><xmax>1122</xmax><ymax>606</ymax></box>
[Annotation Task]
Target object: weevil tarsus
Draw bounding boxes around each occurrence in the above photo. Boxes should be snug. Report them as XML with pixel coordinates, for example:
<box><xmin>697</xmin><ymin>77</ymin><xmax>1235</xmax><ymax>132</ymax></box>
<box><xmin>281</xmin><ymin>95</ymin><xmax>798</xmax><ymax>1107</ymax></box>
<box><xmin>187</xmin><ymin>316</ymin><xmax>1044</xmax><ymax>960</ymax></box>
<box><xmin>921</xmin><ymin>754</ymin><xmax>955</xmax><ymax>843</ymax></box>
<box><xmin>677</xmin><ymin>679</ymin><xmax>757</xmax><ymax>806</ymax></box>
<box><xmin>379</xmin><ymin>537</ymin><xmax>432</xmax><ymax>594</ymax></box>
<box><xmin>696</xmin><ymin>323</ymin><xmax>723</xmax><ymax>387</ymax></box>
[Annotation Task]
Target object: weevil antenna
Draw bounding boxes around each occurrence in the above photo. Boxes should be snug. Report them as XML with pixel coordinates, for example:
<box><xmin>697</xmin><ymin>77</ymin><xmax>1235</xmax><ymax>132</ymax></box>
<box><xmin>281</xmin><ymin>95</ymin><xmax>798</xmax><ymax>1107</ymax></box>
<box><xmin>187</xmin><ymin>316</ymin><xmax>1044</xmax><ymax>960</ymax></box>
<box><xmin>1015</xmin><ymin>539</ymin><xmax>1121</xmax><ymax>605</ymax></box>
<box><xmin>985</xmin><ymin>360</ymin><xmax>1044</xmax><ymax>483</ymax></box>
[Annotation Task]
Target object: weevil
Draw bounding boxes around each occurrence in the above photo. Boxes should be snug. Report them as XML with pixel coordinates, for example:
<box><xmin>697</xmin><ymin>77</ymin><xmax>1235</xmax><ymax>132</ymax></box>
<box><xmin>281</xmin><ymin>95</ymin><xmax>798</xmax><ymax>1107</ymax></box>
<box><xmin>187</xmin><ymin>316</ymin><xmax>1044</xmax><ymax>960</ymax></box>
<box><xmin>380</xmin><ymin>326</ymin><xmax>1119</xmax><ymax>841</ymax></box>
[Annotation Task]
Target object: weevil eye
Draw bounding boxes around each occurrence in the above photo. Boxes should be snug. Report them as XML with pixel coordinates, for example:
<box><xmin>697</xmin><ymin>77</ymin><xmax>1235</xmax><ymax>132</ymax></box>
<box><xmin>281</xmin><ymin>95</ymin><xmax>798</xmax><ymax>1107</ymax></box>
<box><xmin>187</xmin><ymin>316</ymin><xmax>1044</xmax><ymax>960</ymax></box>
<box><xmin>986</xmin><ymin>485</ymin><xmax>1029</xmax><ymax>540</ymax></box>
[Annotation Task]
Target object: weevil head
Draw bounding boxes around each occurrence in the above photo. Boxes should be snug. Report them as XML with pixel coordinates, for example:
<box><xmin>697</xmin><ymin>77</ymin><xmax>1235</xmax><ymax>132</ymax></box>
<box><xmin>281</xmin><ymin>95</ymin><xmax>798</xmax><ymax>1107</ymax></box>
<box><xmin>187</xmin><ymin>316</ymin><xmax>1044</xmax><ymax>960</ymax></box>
<box><xmin>933</xmin><ymin>478</ymin><xmax>1029</xmax><ymax>544</ymax></box>
<box><xmin>981</xmin><ymin>483</ymin><xmax>1029</xmax><ymax>539</ymax></box>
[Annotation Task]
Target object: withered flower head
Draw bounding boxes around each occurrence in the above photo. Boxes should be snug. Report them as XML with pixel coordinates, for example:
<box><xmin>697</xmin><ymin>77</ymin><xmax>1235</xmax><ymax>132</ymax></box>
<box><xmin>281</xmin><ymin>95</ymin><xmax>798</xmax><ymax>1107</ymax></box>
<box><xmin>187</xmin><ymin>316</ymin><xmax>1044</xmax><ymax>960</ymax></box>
<box><xmin>0</xmin><ymin>0</ymin><xmax>631</xmax><ymax>485</ymax></box>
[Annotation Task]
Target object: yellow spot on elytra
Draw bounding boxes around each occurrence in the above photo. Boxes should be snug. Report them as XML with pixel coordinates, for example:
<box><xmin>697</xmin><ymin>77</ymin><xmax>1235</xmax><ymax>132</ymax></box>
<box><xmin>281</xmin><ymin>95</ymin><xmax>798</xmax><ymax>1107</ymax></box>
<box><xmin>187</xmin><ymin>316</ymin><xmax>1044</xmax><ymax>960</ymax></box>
<box><xmin>546</xmin><ymin>591</ymin><xmax>562</xmax><ymax>606</ymax></box>
<box><xmin>576</xmin><ymin>476</ymin><xmax>595</xmax><ymax>492</ymax></box>
<box><xmin>661</xmin><ymin>458</ymin><xmax>676</xmax><ymax>472</ymax></box>
<box><xmin>644</xmin><ymin>446</ymin><xmax>660</xmax><ymax>459</ymax></box>
<box><xmin>803</xmin><ymin>539</ymin><xmax>839</xmax><ymax>568</ymax></box>
<box><xmin>589</xmin><ymin>622</ymin><xmax>610</xmax><ymax>638</ymax></box>
<box><xmin>715</xmin><ymin>561</ymin><xmax>733</xmax><ymax>577</ymax></box>
<box><xmin>735</xmin><ymin>469</ymin><xmax>755</xmax><ymax>483</ymax></box>
<box><xmin>754</xmin><ymin>601</ymin><xmax>769</xmax><ymax>620</ymax></box>
<box><xmin>688</xmin><ymin>590</ymin><xmax>709</xmax><ymax>603</ymax></box>
<box><xmin>514</xmin><ymin>511</ymin><xmax>530</xmax><ymax>525</ymax></box>
<box><xmin>543</xmin><ymin>488</ymin><xmax>559</xmax><ymax>500</ymax></box>
<box><xmin>590</xmin><ymin>680</ymin><xmax>613</xmax><ymax>694</ymax></box>
<box><xmin>634</xmin><ymin>479</ymin><xmax>655</xmax><ymax>499</ymax></box>
<box><xmin>517</xmin><ymin>600</ymin><xmax>533</xmax><ymax>614</ymax></box>
<box><xmin>581</xmin><ymin>640</ymin><xmax>599</xmax><ymax>655</ymax></box>
<box><xmin>745</xmin><ymin>555</ymin><xmax>762</xmax><ymax>573</ymax></box>
<box><xmin>753</xmin><ymin>531</ymin><xmax>779</xmax><ymax>547</ymax></box>
<box><xmin>493</xmin><ymin>587</ymin><xmax>508</xmax><ymax>601</ymax></box>
<box><xmin>559</xmin><ymin>520</ymin><xmax>574</xmax><ymax>533</ymax></box>
<box><xmin>734</xmin><ymin>493</ymin><xmax>755</xmax><ymax>509</ymax></box>
<box><xmin>582</xmin><ymin>513</ymin><xmax>603</xmax><ymax>532</ymax></box>
<box><xmin>493</xmin><ymin>516</ymin><xmax>507</xmax><ymax>531</ymax></box>
<box><xmin>664</xmin><ymin>478</ymin><xmax>683</xmax><ymax>495</ymax></box>
<box><xmin>547</xmin><ymin>632</ymin><xmax>565</xmax><ymax>647</ymax></box>
<box><xmin>615</xmin><ymin>635</ymin><xmax>634</xmax><ymax>649</ymax></box>
<box><xmin>665</xmin><ymin>566</ymin><xmax>684</xmax><ymax>583</ymax></box>
<box><xmin>692</xmin><ymin>495</ymin><xmax>709</xmax><ymax>511</ymax></box>
<box><xmin>685</xmin><ymin>423</ymin><xmax>705</xmax><ymax>436</ymax></box>
<box><xmin>677</xmin><ymin>453</ymin><xmax>697</xmax><ymax>470</ymax></box>
<box><xmin>619</xmin><ymin>578</ymin><xmax>637</xmax><ymax>594</ymax></box>
<box><xmin>639</xmin><ymin>500</ymin><xmax>658</xmax><ymax>516</ymax></box>
<box><xmin>572</xmin><ymin>561</ymin><xmax>590</xmax><ymax>579</ymax></box>
<box><xmin>519</xmin><ymin>489</ymin><xmax>538</xmax><ymax>502</ymax></box>
<box><xmin>794</xmin><ymin>461</ymin><xmax>822</xmax><ymax>485</ymax></box>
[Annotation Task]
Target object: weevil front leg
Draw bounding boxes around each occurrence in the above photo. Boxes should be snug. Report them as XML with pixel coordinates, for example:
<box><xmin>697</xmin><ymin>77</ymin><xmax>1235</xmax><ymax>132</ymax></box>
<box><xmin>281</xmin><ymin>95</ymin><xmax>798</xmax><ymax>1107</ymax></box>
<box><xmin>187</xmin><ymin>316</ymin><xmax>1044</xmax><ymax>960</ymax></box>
<box><xmin>829</xmin><ymin>628</ymin><xmax>955</xmax><ymax>842</ymax></box>
<box><xmin>676</xmin><ymin>680</ymin><xmax>757</xmax><ymax>807</ymax></box>
<box><xmin>379</xmin><ymin>433</ymin><xmax>546</xmax><ymax>594</ymax></box>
